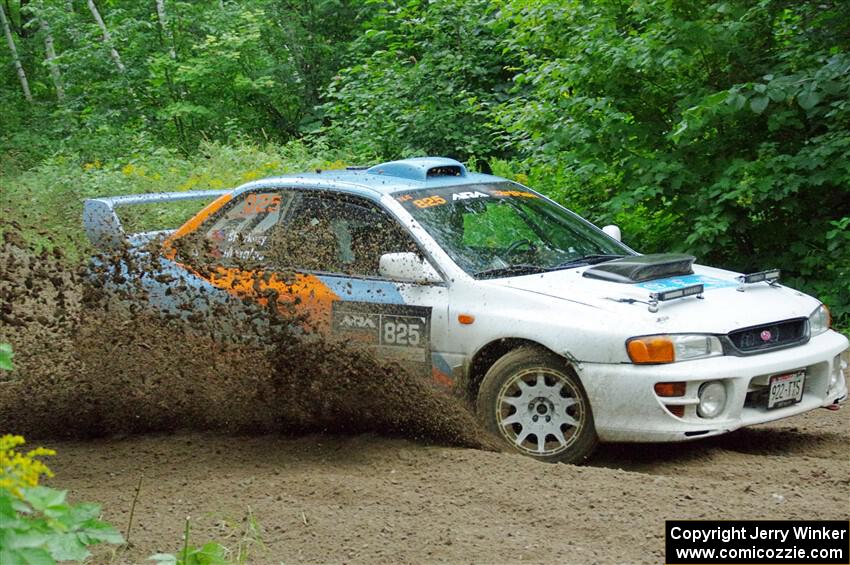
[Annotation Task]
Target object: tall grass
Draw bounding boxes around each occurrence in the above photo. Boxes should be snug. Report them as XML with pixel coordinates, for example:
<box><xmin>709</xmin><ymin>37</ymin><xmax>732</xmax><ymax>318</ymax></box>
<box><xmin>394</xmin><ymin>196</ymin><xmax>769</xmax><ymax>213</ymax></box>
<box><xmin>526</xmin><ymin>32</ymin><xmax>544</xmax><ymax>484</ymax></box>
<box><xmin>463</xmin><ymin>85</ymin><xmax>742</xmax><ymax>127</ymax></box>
<box><xmin>0</xmin><ymin>139</ymin><xmax>357</xmax><ymax>260</ymax></box>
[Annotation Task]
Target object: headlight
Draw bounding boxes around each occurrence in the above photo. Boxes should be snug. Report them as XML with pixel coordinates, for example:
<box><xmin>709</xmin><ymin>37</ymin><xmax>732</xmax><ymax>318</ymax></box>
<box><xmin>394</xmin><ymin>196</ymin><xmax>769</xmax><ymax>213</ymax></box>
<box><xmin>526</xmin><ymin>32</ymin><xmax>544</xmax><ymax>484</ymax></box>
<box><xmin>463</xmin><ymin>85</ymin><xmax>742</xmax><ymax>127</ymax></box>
<box><xmin>697</xmin><ymin>381</ymin><xmax>726</xmax><ymax>418</ymax></box>
<box><xmin>627</xmin><ymin>334</ymin><xmax>723</xmax><ymax>364</ymax></box>
<box><xmin>809</xmin><ymin>304</ymin><xmax>831</xmax><ymax>336</ymax></box>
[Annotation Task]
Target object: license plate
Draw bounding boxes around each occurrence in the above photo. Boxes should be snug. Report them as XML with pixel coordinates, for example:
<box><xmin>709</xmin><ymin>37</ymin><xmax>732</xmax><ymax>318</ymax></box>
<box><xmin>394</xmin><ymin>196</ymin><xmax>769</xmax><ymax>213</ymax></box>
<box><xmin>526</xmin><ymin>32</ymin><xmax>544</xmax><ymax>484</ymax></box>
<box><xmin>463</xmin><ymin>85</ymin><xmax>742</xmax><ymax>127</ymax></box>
<box><xmin>767</xmin><ymin>371</ymin><xmax>805</xmax><ymax>409</ymax></box>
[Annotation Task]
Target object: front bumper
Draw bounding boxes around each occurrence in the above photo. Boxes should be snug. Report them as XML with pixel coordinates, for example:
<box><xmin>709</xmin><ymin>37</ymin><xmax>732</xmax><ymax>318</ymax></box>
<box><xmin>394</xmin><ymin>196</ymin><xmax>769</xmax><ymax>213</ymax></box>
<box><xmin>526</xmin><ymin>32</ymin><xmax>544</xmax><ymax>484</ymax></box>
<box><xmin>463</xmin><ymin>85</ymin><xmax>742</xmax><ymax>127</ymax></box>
<box><xmin>577</xmin><ymin>330</ymin><xmax>848</xmax><ymax>443</ymax></box>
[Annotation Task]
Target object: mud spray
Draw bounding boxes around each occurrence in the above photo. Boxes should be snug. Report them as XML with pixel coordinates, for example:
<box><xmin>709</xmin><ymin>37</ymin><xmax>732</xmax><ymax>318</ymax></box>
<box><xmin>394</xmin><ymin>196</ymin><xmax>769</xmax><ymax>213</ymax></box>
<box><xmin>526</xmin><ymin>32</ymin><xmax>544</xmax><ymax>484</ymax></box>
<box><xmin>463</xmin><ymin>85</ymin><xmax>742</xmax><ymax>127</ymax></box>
<box><xmin>0</xmin><ymin>224</ymin><xmax>497</xmax><ymax>450</ymax></box>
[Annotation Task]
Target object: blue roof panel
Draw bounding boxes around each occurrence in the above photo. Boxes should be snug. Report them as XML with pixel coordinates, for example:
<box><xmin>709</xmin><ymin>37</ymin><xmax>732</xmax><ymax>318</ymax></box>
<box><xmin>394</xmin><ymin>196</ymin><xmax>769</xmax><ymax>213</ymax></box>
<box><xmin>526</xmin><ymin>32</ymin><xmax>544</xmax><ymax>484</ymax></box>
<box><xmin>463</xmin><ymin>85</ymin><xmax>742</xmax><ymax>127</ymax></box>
<box><xmin>231</xmin><ymin>157</ymin><xmax>507</xmax><ymax>199</ymax></box>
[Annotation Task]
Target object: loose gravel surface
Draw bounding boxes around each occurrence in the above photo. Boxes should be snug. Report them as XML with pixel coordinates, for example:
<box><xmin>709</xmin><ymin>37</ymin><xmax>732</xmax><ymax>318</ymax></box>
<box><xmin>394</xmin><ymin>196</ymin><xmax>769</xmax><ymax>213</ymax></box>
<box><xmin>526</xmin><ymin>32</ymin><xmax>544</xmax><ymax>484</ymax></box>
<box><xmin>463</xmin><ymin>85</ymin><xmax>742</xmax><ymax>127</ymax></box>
<box><xmin>45</xmin><ymin>406</ymin><xmax>848</xmax><ymax>564</ymax></box>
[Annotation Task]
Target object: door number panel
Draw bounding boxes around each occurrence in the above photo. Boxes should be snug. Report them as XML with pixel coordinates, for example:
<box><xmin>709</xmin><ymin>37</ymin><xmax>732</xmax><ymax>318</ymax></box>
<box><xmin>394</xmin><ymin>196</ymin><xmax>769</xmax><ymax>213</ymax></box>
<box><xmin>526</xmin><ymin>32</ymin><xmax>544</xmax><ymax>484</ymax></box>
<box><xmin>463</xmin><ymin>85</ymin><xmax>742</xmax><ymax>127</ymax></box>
<box><xmin>332</xmin><ymin>301</ymin><xmax>432</xmax><ymax>375</ymax></box>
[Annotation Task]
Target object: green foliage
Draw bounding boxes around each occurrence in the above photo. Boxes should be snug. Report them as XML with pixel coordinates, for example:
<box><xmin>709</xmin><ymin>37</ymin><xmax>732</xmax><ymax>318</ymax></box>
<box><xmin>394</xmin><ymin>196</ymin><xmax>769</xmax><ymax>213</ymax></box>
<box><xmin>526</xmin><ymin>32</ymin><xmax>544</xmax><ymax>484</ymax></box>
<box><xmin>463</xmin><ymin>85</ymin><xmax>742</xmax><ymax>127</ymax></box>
<box><xmin>0</xmin><ymin>435</ymin><xmax>123</xmax><ymax>564</ymax></box>
<box><xmin>321</xmin><ymin>0</ymin><xmax>513</xmax><ymax>160</ymax></box>
<box><xmin>148</xmin><ymin>511</ymin><xmax>264</xmax><ymax>565</ymax></box>
<box><xmin>494</xmin><ymin>0</ymin><xmax>850</xmax><ymax>328</ymax></box>
<box><xmin>149</xmin><ymin>542</ymin><xmax>228</xmax><ymax>565</ymax></box>
<box><xmin>0</xmin><ymin>0</ymin><xmax>373</xmax><ymax>169</ymax></box>
<box><xmin>0</xmin><ymin>486</ymin><xmax>124</xmax><ymax>564</ymax></box>
<box><xmin>0</xmin><ymin>343</ymin><xmax>12</xmax><ymax>371</ymax></box>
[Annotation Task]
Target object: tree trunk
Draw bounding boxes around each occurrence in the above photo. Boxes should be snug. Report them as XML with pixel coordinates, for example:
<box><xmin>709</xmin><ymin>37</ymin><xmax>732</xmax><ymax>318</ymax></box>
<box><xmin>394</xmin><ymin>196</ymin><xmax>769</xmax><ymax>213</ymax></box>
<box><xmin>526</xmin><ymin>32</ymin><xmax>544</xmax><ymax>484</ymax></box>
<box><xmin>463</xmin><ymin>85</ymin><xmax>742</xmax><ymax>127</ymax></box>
<box><xmin>86</xmin><ymin>0</ymin><xmax>124</xmax><ymax>72</ymax></box>
<box><xmin>0</xmin><ymin>2</ymin><xmax>32</xmax><ymax>101</ymax></box>
<box><xmin>154</xmin><ymin>0</ymin><xmax>175</xmax><ymax>60</ymax></box>
<box><xmin>40</xmin><ymin>17</ymin><xmax>64</xmax><ymax>100</ymax></box>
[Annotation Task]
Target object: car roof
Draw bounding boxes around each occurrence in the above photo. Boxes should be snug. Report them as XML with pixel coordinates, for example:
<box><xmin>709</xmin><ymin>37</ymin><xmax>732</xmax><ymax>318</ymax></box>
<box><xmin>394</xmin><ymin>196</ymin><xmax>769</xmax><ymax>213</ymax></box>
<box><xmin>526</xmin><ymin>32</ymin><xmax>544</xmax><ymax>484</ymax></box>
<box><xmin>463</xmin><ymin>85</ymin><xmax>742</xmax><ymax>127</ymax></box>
<box><xmin>232</xmin><ymin>157</ymin><xmax>508</xmax><ymax>199</ymax></box>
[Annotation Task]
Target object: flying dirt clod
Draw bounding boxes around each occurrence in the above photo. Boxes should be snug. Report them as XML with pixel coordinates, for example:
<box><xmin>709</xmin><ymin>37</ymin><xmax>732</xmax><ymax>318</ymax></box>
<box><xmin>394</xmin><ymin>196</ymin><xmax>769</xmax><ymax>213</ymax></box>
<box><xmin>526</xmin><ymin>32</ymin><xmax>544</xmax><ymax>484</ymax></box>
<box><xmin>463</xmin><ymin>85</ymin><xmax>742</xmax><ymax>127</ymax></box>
<box><xmin>0</xmin><ymin>225</ymin><xmax>498</xmax><ymax>451</ymax></box>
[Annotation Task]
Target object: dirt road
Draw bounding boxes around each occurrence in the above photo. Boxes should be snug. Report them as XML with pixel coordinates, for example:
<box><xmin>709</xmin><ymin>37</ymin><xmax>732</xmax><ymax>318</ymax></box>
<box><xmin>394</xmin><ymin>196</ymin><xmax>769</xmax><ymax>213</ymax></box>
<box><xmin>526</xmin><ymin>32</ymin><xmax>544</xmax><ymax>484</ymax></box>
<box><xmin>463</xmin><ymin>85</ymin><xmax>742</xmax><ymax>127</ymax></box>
<box><xmin>45</xmin><ymin>407</ymin><xmax>848</xmax><ymax>564</ymax></box>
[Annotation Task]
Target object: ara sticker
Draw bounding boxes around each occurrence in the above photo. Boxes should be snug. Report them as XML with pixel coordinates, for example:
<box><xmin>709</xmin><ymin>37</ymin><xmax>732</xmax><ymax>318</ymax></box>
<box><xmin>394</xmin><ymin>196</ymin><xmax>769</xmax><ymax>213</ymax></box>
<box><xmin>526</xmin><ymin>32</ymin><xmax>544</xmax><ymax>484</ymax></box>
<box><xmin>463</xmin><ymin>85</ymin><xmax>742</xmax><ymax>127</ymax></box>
<box><xmin>332</xmin><ymin>301</ymin><xmax>432</xmax><ymax>375</ymax></box>
<box><xmin>452</xmin><ymin>191</ymin><xmax>491</xmax><ymax>201</ymax></box>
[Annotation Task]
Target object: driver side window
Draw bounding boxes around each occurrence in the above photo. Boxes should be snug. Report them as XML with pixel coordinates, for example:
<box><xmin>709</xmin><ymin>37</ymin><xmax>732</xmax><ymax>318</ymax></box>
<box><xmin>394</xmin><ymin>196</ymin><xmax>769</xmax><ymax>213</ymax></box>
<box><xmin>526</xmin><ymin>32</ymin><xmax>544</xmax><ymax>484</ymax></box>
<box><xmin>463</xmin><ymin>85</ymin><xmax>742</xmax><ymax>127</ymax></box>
<box><xmin>267</xmin><ymin>192</ymin><xmax>420</xmax><ymax>277</ymax></box>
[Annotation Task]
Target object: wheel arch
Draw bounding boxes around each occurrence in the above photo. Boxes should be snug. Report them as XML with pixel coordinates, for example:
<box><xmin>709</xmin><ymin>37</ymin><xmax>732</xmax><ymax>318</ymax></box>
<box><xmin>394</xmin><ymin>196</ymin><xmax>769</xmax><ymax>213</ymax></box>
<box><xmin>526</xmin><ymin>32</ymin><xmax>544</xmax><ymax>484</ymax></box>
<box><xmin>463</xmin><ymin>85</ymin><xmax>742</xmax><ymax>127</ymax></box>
<box><xmin>466</xmin><ymin>338</ymin><xmax>570</xmax><ymax>401</ymax></box>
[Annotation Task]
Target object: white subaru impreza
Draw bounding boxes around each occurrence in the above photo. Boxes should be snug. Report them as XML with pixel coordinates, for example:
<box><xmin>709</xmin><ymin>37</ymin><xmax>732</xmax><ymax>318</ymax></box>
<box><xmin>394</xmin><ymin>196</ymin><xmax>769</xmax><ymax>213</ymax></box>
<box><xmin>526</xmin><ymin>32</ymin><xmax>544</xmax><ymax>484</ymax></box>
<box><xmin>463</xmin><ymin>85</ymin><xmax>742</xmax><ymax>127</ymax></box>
<box><xmin>85</xmin><ymin>156</ymin><xmax>849</xmax><ymax>463</ymax></box>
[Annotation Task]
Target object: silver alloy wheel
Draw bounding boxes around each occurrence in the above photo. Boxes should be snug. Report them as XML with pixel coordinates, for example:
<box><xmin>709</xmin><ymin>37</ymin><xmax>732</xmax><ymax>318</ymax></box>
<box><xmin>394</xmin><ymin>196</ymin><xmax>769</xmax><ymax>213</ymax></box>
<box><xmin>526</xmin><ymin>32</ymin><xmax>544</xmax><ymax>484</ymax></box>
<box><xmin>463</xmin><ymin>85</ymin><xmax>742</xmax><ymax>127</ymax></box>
<box><xmin>496</xmin><ymin>367</ymin><xmax>586</xmax><ymax>456</ymax></box>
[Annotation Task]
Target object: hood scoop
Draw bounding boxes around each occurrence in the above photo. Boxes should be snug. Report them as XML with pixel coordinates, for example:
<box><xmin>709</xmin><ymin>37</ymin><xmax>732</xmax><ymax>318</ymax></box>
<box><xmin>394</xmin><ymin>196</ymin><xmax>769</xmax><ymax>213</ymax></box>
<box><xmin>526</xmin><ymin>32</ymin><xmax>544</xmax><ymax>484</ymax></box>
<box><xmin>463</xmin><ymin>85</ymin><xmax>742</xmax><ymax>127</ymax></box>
<box><xmin>583</xmin><ymin>253</ymin><xmax>695</xmax><ymax>284</ymax></box>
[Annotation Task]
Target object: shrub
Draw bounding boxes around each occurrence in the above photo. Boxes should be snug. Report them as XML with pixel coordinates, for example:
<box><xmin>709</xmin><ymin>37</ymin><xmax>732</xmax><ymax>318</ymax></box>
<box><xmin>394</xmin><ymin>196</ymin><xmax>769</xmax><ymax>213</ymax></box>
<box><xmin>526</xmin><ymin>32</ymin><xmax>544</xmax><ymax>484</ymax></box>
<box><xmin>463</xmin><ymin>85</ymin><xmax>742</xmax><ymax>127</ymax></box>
<box><xmin>0</xmin><ymin>435</ymin><xmax>124</xmax><ymax>564</ymax></box>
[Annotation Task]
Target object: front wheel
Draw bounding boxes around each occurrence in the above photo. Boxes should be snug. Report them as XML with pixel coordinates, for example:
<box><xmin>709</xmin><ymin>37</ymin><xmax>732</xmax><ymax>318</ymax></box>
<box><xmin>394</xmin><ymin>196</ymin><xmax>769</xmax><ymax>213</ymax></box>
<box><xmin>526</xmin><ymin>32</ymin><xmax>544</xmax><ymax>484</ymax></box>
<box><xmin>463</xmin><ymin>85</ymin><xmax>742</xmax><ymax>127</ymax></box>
<box><xmin>476</xmin><ymin>346</ymin><xmax>597</xmax><ymax>464</ymax></box>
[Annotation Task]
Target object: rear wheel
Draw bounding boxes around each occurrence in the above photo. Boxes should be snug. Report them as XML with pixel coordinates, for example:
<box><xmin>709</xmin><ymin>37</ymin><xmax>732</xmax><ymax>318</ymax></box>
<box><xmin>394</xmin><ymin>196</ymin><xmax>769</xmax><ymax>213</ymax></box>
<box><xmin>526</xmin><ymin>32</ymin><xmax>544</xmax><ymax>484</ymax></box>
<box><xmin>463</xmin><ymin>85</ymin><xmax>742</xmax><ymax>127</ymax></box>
<box><xmin>476</xmin><ymin>346</ymin><xmax>597</xmax><ymax>464</ymax></box>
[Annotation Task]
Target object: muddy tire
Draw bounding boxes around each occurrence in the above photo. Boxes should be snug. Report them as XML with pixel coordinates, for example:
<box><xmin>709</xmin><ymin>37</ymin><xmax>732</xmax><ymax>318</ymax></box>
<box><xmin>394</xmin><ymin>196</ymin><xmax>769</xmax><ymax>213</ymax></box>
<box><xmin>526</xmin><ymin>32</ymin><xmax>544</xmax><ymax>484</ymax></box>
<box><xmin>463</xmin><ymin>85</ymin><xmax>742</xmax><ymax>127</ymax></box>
<box><xmin>476</xmin><ymin>346</ymin><xmax>597</xmax><ymax>464</ymax></box>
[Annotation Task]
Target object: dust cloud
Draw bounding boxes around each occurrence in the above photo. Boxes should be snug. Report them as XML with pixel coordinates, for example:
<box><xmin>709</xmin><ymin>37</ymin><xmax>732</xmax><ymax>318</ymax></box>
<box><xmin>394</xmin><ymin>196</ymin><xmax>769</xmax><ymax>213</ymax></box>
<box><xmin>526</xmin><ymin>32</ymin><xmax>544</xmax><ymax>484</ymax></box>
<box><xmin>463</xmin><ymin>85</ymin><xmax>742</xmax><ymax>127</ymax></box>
<box><xmin>0</xmin><ymin>224</ymin><xmax>496</xmax><ymax>450</ymax></box>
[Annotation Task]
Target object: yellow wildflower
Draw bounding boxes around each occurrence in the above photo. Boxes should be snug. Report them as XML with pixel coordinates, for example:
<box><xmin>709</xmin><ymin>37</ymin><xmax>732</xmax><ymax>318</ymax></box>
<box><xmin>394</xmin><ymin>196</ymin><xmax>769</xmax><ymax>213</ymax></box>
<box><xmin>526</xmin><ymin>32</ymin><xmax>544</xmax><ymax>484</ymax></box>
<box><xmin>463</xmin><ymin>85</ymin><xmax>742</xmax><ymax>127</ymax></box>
<box><xmin>241</xmin><ymin>169</ymin><xmax>261</xmax><ymax>182</ymax></box>
<box><xmin>82</xmin><ymin>159</ymin><xmax>103</xmax><ymax>171</ymax></box>
<box><xmin>178</xmin><ymin>176</ymin><xmax>200</xmax><ymax>191</ymax></box>
<box><xmin>324</xmin><ymin>159</ymin><xmax>347</xmax><ymax>170</ymax></box>
<box><xmin>0</xmin><ymin>434</ymin><xmax>55</xmax><ymax>498</ymax></box>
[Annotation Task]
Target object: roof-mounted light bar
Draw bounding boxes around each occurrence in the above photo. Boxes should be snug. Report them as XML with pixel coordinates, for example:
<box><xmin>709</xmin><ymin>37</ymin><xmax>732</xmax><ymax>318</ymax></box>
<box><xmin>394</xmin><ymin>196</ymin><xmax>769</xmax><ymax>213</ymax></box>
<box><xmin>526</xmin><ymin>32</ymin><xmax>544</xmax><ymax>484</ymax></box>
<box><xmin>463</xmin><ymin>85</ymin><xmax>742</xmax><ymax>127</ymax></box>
<box><xmin>647</xmin><ymin>284</ymin><xmax>704</xmax><ymax>313</ymax></box>
<box><xmin>736</xmin><ymin>269</ymin><xmax>780</xmax><ymax>292</ymax></box>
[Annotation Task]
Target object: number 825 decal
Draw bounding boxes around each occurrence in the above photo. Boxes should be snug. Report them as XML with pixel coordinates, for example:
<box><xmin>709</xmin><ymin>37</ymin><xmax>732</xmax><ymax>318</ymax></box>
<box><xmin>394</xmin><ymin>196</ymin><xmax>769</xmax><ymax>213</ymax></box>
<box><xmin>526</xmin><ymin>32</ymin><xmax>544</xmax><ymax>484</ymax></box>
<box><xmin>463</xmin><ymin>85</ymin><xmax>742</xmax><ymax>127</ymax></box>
<box><xmin>380</xmin><ymin>315</ymin><xmax>426</xmax><ymax>347</ymax></box>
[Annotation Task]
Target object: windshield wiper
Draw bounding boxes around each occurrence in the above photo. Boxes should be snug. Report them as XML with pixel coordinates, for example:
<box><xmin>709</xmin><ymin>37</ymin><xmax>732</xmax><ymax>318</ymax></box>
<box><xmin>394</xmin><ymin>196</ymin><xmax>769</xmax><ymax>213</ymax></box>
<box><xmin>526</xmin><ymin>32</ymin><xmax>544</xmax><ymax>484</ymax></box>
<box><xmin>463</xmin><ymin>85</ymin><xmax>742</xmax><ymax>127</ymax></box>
<box><xmin>474</xmin><ymin>264</ymin><xmax>548</xmax><ymax>279</ymax></box>
<box><xmin>553</xmin><ymin>254</ymin><xmax>625</xmax><ymax>269</ymax></box>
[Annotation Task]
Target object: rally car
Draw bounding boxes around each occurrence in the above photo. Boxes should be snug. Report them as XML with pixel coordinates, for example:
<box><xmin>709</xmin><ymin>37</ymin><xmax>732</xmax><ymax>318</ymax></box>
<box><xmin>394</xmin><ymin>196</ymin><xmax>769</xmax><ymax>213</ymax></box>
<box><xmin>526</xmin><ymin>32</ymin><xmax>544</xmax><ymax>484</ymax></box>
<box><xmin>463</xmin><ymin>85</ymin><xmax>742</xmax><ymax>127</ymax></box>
<box><xmin>84</xmin><ymin>157</ymin><xmax>849</xmax><ymax>463</ymax></box>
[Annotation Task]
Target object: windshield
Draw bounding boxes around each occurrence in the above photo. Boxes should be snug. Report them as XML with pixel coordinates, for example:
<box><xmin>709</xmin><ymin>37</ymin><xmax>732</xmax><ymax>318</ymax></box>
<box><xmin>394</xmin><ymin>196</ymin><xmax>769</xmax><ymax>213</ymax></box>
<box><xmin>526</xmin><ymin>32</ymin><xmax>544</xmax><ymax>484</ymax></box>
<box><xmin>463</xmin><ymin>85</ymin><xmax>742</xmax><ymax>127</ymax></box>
<box><xmin>394</xmin><ymin>182</ymin><xmax>633</xmax><ymax>278</ymax></box>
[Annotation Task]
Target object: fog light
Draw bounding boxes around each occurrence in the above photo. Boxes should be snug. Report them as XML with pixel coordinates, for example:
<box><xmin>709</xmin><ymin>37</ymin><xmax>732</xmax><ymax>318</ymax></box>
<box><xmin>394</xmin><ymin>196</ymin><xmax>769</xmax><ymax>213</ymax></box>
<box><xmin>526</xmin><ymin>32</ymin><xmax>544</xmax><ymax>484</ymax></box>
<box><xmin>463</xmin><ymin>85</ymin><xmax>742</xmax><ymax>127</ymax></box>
<box><xmin>697</xmin><ymin>381</ymin><xmax>726</xmax><ymax>418</ymax></box>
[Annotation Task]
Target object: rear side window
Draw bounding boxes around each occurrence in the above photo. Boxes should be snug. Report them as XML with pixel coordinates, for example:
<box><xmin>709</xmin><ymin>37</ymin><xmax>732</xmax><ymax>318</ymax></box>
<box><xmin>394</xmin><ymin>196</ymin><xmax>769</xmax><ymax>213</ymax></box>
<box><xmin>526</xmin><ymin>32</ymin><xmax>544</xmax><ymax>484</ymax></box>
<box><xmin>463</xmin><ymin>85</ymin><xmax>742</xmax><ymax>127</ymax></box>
<box><xmin>176</xmin><ymin>190</ymin><xmax>294</xmax><ymax>269</ymax></box>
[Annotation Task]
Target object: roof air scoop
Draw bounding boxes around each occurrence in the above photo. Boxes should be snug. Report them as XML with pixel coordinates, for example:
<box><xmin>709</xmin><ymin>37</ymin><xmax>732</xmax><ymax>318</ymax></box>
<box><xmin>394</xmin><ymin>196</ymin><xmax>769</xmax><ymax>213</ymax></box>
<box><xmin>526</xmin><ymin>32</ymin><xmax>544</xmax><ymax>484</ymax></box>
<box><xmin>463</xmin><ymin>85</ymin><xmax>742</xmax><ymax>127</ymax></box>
<box><xmin>583</xmin><ymin>253</ymin><xmax>696</xmax><ymax>283</ymax></box>
<box><xmin>366</xmin><ymin>157</ymin><xmax>467</xmax><ymax>181</ymax></box>
<box><xmin>426</xmin><ymin>165</ymin><xmax>463</xmax><ymax>177</ymax></box>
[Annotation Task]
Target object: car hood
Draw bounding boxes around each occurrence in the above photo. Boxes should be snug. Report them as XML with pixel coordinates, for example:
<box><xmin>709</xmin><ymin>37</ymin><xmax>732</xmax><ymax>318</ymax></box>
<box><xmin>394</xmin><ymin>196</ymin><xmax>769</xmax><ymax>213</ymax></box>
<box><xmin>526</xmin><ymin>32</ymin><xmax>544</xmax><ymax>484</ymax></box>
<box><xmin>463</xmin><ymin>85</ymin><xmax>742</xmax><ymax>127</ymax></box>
<box><xmin>488</xmin><ymin>264</ymin><xmax>819</xmax><ymax>335</ymax></box>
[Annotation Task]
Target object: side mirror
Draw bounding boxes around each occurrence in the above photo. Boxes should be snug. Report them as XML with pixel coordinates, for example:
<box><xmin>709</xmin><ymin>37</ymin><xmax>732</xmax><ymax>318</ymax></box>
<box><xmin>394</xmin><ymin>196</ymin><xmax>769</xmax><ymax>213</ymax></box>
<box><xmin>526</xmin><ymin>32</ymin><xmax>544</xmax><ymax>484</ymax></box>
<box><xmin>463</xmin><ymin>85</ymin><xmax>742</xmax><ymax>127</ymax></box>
<box><xmin>379</xmin><ymin>252</ymin><xmax>443</xmax><ymax>284</ymax></box>
<box><xmin>602</xmin><ymin>224</ymin><xmax>622</xmax><ymax>242</ymax></box>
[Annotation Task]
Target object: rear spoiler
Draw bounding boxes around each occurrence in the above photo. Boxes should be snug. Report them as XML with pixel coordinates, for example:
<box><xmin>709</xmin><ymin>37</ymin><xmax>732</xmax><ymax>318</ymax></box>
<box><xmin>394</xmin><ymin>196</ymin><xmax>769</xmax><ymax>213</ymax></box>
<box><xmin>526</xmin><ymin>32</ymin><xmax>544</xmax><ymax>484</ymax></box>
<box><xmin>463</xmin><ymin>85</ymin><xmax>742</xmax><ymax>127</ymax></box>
<box><xmin>83</xmin><ymin>189</ymin><xmax>230</xmax><ymax>250</ymax></box>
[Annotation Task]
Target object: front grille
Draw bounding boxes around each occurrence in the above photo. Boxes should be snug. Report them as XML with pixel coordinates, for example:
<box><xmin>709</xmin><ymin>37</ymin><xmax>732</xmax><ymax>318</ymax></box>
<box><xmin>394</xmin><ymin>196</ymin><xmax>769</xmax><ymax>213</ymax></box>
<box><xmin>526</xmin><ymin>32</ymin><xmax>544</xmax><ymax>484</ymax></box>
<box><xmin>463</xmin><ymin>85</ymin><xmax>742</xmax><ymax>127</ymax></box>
<box><xmin>727</xmin><ymin>318</ymin><xmax>807</xmax><ymax>354</ymax></box>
